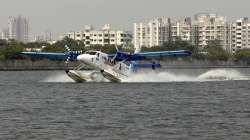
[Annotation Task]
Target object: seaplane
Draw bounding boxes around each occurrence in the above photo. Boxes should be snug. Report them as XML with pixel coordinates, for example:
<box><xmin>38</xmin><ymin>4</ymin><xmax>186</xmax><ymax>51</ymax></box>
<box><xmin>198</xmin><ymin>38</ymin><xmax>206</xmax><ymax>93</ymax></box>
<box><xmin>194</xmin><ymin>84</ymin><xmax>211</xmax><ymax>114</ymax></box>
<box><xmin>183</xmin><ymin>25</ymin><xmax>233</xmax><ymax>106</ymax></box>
<box><xmin>21</xmin><ymin>45</ymin><xmax>192</xmax><ymax>82</ymax></box>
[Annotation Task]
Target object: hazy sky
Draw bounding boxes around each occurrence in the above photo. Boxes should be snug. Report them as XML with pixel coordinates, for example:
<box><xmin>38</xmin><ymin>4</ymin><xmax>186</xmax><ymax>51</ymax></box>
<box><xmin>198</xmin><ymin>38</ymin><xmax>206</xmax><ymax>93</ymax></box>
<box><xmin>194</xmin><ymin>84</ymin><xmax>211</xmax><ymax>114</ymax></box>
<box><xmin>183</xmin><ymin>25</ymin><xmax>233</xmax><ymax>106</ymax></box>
<box><xmin>0</xmin><ymin>0</ymin><xmax>248</xmax><ymax>38</ymax></box>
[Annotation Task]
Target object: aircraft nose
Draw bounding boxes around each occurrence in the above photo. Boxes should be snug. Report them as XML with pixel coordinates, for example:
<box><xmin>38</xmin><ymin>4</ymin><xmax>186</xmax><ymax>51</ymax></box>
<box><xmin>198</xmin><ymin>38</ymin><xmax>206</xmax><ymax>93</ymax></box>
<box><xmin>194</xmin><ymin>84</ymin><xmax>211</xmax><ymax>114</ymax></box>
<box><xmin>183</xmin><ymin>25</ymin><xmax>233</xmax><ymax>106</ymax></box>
<box><xmin>77</xmin><ymin>55</ymin><xmax>84</xmax><ymax>61</ymax></box>
<box><xmin>77</xmin><ymin>54</ymin><xmax>90</xmax><ymax>63</ymax></box>
<box><xmin>76</xmin><ymin>55</ymin><xmax>81</xmax><ymax>61</ymax></box>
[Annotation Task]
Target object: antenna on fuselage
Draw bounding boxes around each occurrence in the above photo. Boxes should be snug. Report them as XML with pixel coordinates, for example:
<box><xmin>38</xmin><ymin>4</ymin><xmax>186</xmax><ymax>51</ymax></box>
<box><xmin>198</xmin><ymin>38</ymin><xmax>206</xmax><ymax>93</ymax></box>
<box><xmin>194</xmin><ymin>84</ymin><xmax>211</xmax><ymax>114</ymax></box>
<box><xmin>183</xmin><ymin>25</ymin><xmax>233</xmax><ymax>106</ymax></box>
<box><xmin>110</xmin><ymin>45</ymin><xmax>120</xmax><ymax>64</ymax></box>
<box><xmin>115</xmin><ymin>45</ymin><xmax>119</xmax><ymax>52</ymax></box>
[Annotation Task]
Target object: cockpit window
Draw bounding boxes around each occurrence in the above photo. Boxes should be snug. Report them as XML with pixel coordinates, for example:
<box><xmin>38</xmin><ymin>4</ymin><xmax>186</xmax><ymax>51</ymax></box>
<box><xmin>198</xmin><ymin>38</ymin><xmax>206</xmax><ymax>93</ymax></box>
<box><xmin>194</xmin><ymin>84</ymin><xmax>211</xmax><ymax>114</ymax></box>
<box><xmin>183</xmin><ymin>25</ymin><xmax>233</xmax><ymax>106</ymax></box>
<box><xmin>85</xmin><ymin>51</ymin><xmax>97</xmax><ymax>55</ymax></box>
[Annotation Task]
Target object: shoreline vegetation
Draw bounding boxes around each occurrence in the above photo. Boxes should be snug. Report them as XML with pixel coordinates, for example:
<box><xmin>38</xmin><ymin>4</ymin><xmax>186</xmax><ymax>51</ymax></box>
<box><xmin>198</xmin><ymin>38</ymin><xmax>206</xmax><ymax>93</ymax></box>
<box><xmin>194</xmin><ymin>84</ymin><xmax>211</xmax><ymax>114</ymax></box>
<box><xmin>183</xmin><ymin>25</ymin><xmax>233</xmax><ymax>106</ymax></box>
<box><xmin>1</xmin><ymin>37</ymin><xmax>250</xmax><ymax>70</ymax></box>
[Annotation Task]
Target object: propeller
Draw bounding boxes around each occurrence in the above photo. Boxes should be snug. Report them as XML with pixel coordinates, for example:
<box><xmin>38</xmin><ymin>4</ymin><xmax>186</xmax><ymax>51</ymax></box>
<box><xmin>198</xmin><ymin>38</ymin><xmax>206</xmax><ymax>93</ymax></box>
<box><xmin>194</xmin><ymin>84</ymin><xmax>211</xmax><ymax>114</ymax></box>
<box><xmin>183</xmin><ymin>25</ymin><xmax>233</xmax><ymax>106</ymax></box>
<box><xmin>64</xmin><ymin>45</ymin><xmax>82</xmax><ymax>63</ymax></box>
<box><xmin>64</xmin><ymin>45</ymin><xmax>71</xmax><ymax>63</ymax></box>
<box><xmin>65</xmin><ymin>45</ymin><xmax>70</xmax><ymax>52</ymax></box>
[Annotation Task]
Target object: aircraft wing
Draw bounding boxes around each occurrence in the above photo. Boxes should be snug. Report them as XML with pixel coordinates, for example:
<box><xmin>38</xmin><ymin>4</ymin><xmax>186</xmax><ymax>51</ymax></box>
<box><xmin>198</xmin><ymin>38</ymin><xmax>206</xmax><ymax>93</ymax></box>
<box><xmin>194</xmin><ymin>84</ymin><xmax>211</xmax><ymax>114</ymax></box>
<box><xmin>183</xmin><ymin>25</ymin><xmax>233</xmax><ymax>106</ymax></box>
<box><xmin>20</xmin><ymin>52</ymin><xmax>68</xmax><ymax>61</ymax></box>
<box><xmin>136</xmin><ymin>50</ymin><xmax>192</xmax><ymax>58</ymax></box>
<box><xmin>109</xmin><ymin>50</ymin><xmax>192</xmax><ymax>61</ymax></box>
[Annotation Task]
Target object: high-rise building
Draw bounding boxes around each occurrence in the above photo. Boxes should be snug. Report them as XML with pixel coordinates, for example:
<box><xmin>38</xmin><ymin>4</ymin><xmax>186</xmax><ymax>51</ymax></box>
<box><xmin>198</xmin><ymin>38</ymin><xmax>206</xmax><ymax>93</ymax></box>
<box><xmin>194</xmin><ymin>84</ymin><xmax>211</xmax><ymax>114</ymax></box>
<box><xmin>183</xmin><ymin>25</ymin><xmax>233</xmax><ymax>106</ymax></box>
<box><xmin>172</xmin><ymin>17</ymin><xmax>192</xmax><ymax>41</ymax></box>
<box><xmin>192</xmin><ymin>13</ymin><xmax>230</xmax><ymax>51</ymax></box>
<box><xmin>134</xmin><ymin>17</ymin><xmax>171</xmax><ymax>49</ymax></box>
<box><xmin>8</xmin><ymin>16</ymin><xmax>29</xmax><ymax>42</ymax></box>
<box><xmin>1</xmin><ymin>28</ymin><xmax>9</xmax><ymax>40</ymax></box>
<box><xmin>231</xmin><ymin>18</ymin><xmax>250</xmax><ymax>53</ymax></box>
<box><xmin>134</xmin><ymin>17</ymin><xmax>193</xmax><ymax>50</ymax></box>
<box><xmin>61</xmin><ymin>24</ymin><xmax>132</xmax><ymax>47</ymax></box>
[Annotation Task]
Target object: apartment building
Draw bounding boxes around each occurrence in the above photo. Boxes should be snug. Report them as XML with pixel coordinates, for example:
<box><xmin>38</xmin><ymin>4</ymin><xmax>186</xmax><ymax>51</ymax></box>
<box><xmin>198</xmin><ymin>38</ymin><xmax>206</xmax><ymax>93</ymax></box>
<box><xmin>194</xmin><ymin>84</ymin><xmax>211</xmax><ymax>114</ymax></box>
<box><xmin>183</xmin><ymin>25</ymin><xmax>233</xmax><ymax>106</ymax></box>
<box><xmin>134</xmin><ymin>18</ymin><xmax>171</xmax><ymax>49</ymax></box>
<box><xmin>8</xmin><ymin>16</ymin><xmax>29</xmax><ymax>42</ymax></box>
<box><xmin>172</xmin><ymin>17</ymin><xmax>192</xmax><ymax>41</ymax></box>
<box><xmin>61</xmin><ymin>24</ymin><xmax>132</xmax><ymax>47</ymax></box>
<box><xmin>192</xmin><ymin>13</ymin><xmax>230</xmax><ymax>51</ymax></box>
<box><xmin>231</xmin><ymin>18</ymin><xmax>250</xmax><ymax>53</ymax></box>
<box><xmin>33</xmin><ymin>31</ymin><xmax>52</xmax><ymax>42</ymax></box>
<box><xmin>1</xmin><ymin>16</ymin><xmax>29</xmax><ymax>42</ymax></box>
<box><xmin>1</xmin><ymin>28</ymin><xmax>9</xmax><ymax>40</ymax></box>
<box><xmin>134</xmin><ymin>17</ymin><xmax>193</xmax><ymax>50</ymax></box>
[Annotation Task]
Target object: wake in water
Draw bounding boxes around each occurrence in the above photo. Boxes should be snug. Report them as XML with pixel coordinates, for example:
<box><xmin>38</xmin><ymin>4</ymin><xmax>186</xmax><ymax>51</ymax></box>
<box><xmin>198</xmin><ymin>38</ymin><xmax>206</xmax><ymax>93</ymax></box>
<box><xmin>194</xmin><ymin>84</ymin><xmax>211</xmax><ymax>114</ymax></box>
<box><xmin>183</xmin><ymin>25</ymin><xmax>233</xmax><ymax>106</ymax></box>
<box><xmin>197</xmin><ymin>69</ymin><xmax>245</xmax><ymax>81</ymax></box>
<box><xmin>41</xmin><ymin>71</ymin><xmax>107</xmax><ymax>83</ymax></box>
<box><xmin>41</xmin><ymin>72</ymin><xmax>74</xmax><ymax>83</ymax></box>
<box><xmin>41</xmin><ymin>69</ymin><xmax>247</xmax><ymax>83</ymax></box>
<box><xmin>124</xmin><ymin>69</ymin><xmax>247</xmax><ymax>83</ymax></box>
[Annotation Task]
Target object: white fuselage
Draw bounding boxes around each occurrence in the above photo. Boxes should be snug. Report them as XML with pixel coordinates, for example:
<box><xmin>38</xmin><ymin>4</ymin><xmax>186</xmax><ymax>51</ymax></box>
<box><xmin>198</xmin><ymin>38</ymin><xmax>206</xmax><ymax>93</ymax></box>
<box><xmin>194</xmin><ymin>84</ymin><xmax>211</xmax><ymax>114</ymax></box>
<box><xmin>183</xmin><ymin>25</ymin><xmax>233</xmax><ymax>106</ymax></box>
<box><xmin>75</xmin><ymin>51</ymin><xmax>129</xmax><ymax>82</ymax></box>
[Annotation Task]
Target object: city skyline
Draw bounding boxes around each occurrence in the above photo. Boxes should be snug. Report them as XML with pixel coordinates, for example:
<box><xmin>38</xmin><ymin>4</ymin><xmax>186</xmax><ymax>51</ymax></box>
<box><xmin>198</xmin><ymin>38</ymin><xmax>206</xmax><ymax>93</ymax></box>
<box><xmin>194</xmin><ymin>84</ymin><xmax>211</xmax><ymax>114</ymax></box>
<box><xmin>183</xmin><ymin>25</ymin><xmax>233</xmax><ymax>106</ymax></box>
<box><xmin>0</xmin><ymin>0</ymin><xmax>250</xmax><ymax>38</ymax></box>
<box><xmin>1</xmin><ymin>16</ymin><xmax>29</xmax><ymax>42</ymax></box>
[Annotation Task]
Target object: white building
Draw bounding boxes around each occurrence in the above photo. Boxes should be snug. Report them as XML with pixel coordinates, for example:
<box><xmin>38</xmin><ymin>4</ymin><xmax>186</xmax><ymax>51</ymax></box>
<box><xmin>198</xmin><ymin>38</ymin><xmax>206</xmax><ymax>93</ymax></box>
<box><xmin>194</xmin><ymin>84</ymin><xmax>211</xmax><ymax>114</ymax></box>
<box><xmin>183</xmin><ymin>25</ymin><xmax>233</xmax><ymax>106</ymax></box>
<box><xmin>172</xmin><ymin>17</ymin><xmax>192</xmax><ymax>41</ymax></box>
<box><xmin>1</xmin><ymin>28</ymin><xmax>9</xmax><ymax>40</ymax></box>
<box><xmin>134</xmin><ymin>17</ymin><xmax>193</xmax><ymax>50</ymax></box>
<box><xmin>8</xmin><ymin>16</ymin><xmax>29</xmax><ymax>42</ymax></box>
<box><xmin>231</xmin><ymin>18</ymin><xmax>250</xmax><ymax>53</ymax></box>
<box><xmin>192</xmin><ymin>13</ymin><xmax>230</xmax><ymax>51</ymax></box>
<box><xmin>61</xmin><ymin>24</ymin><xmax>132</xmax><ymax>47</ymax></box>
<box><xmin>134</xmin><ymin>18</ymin><xmax>171</xmax><ymax>49</ymax></box>
<box><xmin>34</xmin><ymin>31</ymin><xmax>52</xmax><ymax>42</ymax></box>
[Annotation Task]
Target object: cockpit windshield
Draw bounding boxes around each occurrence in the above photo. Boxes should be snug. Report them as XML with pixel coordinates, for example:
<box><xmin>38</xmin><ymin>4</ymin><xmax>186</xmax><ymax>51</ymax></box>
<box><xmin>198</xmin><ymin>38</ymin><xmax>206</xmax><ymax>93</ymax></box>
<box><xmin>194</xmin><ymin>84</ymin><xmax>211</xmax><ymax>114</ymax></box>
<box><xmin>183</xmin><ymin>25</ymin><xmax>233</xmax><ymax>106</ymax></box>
<box><xmin>85</xmin><ymin>51</ymin><xmax>97</xmax><ymax>55</ymax></box>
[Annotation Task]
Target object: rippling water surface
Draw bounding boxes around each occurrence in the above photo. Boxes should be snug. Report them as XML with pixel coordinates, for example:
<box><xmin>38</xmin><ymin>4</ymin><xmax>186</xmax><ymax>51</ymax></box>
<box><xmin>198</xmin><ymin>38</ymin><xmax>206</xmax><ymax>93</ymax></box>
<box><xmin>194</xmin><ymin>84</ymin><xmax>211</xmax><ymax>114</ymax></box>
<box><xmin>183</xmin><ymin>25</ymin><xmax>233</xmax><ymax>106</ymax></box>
<box><xmin>1</xmin><ymin>69</ymin><xmax>250</xmax><ymax>139</ymax></box>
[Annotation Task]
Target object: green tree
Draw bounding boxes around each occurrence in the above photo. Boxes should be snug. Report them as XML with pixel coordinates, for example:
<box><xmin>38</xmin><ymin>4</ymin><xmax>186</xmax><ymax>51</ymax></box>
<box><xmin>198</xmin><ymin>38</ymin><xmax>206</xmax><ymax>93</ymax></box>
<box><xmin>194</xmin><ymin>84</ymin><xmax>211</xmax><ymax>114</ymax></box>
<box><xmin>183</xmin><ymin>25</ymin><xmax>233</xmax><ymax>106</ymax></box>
<box><xmin>140</xmin><ymin>39</ymin><xmax>197</xmax><ymax>59</ymax></box>
<box><xmin>141</xmin><ymin>38</ymin><xmax>196</xmax><ymax>52</ymax></box>
<box><xmin>85</xmin><ymin>45</ymin><xmax>122</xmax><ymax>54</ymax></box>
<box><xmin>0</xmin><ymin>39</ymin><xmax>8</xmax><ymax>59</ymax></box>
<box><xmin>163</xmin><ymin>38</ymin><xmax>195</xmax><ymax>51</ymax></box>
<box><xmin>205</xmin><ymin>39</ymin><xmax>230</xmax><ymax>61</ymax></box>
<box><xmin>42</xmin><ymin>37</ymin><xmax>85</xmax><ymax>52</ymax></box>
<box><xmin>234</xmin><ymin>49</ymin><xmax>250</xmax><ymax>62</ymax></box>
<box><xmin>26</xmin><ymin>42</ymin><xmax>51</xmax><ymax>48</ymax></box>
<box><xmin>0</xmin><ymin>39</ymin><xmax>7</xmax><ymax>47</ymax></box>
<box><xmin>1</xmin><ymin>40</ymin><xmax>25</xmax><ymax>59</ymax></box>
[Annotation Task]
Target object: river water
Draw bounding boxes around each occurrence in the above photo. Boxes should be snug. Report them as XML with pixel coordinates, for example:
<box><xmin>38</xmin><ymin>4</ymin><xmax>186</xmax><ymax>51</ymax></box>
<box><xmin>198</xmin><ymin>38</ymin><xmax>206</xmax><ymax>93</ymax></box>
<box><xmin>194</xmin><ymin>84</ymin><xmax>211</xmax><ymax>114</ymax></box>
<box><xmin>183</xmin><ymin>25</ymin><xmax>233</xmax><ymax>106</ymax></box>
<box><xmin>0</xmin><ymin>69</ymin><xmax>250</xmax><ymax>139</ymax></box>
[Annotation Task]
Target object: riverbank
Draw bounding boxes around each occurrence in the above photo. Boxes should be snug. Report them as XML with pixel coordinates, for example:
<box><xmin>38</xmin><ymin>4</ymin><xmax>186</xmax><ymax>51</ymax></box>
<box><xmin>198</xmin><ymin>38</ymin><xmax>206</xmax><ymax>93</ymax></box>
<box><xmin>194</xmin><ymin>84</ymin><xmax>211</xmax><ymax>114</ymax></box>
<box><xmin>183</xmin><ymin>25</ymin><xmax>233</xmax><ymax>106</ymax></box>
<box><xmin>0</xmin><ymin>59</ymin><xmax>250</xmax><ymax>71</ymax></box>
<box><xmin>0</xmin><ymin>60</ymin><xmax>80</xmax><ymax>71</ymax></box>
